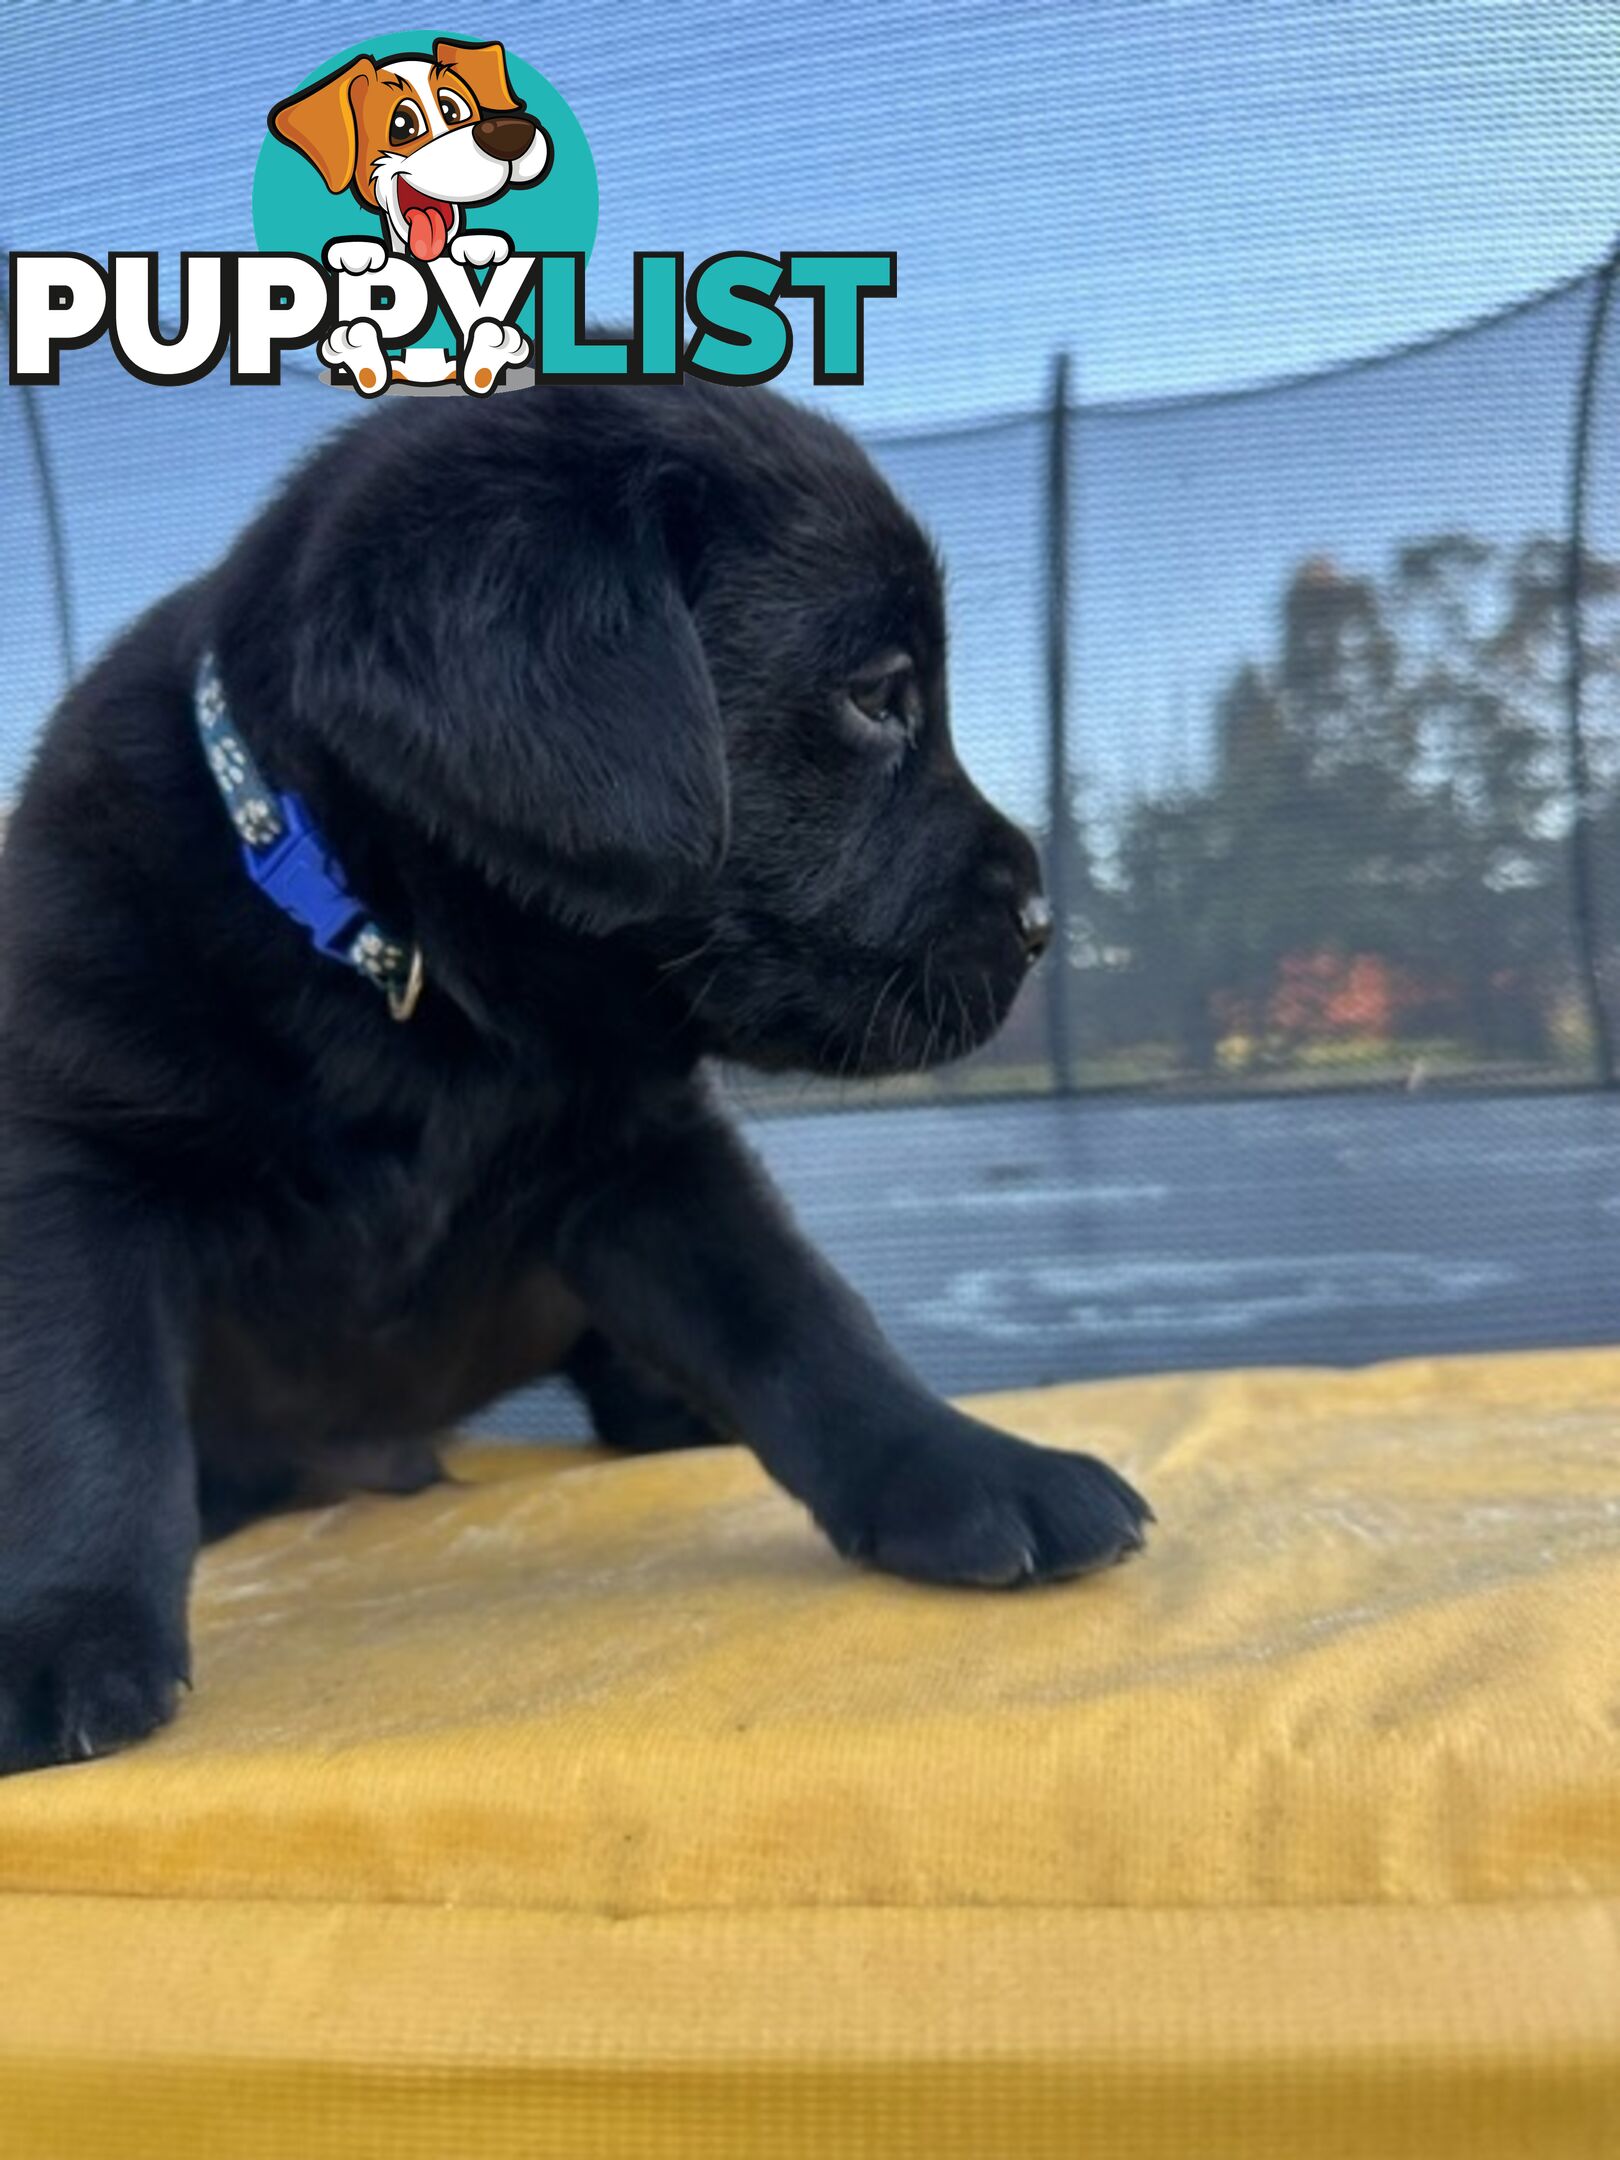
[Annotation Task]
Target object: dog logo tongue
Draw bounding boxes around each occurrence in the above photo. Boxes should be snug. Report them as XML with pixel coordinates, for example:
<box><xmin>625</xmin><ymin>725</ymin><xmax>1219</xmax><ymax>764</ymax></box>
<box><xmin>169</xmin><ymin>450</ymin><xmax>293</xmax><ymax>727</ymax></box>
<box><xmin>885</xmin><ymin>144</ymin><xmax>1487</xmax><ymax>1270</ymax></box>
<box><xmin>404</xmin><ymin>199</ymin><xmax>450</xmax><ymax>261</ymax></box>
<box><xmin>396</xmin><ymin>181</ymin><xmax>451</xmax><ymax>262</ymax></box>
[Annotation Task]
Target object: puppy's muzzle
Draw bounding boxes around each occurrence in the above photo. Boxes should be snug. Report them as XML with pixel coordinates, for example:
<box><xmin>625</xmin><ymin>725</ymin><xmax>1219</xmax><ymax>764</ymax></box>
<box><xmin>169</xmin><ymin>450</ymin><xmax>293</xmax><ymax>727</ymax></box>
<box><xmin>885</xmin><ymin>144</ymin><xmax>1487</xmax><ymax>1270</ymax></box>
<box><xmin>474</xmin><ymin>112</ymin><xmax>540</xmax><ymax>160</ymax></box>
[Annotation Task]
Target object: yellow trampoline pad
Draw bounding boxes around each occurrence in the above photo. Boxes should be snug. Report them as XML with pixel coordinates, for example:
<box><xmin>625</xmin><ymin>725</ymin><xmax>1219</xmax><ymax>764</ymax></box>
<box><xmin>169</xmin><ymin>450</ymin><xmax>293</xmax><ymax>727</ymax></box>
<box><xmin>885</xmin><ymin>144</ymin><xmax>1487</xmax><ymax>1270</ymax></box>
<box><xmin>1</xmin><ymin>1346</ymin><xmax>1617</xmax><ymax>2157</ymax></box>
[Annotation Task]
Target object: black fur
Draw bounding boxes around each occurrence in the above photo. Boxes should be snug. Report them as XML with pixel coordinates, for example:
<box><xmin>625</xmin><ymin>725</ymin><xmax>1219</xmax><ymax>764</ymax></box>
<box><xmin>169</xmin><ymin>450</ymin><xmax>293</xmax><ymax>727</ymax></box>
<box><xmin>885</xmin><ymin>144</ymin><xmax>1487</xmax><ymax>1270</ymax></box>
<box><xmin>0</xmin><ymin>378</ymin><xmax>1150</xmax><ymax>1774</ymax></box>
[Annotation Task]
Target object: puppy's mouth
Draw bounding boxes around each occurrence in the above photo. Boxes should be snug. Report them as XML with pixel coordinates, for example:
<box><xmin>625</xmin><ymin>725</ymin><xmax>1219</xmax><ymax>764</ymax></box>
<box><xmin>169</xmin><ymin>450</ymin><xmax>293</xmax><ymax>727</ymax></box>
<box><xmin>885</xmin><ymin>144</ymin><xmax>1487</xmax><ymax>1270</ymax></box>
<box><xmin>395</xmin><ymin>177</ymin><xmax>456</xmax><ymax>263</ymax></box>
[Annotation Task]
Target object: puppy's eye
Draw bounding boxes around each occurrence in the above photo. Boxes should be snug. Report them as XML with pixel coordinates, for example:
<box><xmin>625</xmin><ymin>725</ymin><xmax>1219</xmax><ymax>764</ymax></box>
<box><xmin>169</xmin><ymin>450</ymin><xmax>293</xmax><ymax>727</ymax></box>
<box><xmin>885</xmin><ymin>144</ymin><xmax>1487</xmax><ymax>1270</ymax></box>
<box><xmin>438</xmin><ymin>90</ymin><xmax>471</xmax><ymax>125</ymax></box>
<box><xmin>389</xmin><ymin>101</ymin><xmax>426</xmax><ymax>144</ymax></box>
<box><xmin>844</xmin><ymin>658</ymin><xmax>918</xmax><ymax>744</ymax></box>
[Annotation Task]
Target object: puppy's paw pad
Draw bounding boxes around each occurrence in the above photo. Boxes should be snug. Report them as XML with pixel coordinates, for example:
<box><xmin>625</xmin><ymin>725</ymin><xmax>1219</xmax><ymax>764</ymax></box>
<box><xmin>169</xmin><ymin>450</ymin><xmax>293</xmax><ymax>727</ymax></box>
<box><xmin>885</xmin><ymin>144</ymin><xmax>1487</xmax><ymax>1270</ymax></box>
<box><xmin>459</xmin><ymin>319</ymin><xmax>527</xmax><ymax>394</ymax></box>
<box><xmin>824</xmin><ymin>1428</ymin><xmax>1152</xmax><ymax>1589</ymax></box>
<box><xmin>320</xmin><ymin>320</ymin><xmax>390</xmax><ymax>396</ymax></box>
<box><xmin>449</xmin><ymin>231</ymin><xmax>511</xmax><ymax>269</ymax></box>
<box><xmin>324</xmin><ymin>237</ymin><xmax>389</xmax><ymax>277</ymax></box>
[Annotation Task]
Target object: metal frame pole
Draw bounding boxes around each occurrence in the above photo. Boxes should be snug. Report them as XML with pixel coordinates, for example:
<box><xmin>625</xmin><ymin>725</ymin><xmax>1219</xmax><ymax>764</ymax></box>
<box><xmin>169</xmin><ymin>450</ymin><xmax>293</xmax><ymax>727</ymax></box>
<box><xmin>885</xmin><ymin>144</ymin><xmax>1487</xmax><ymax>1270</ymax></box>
<box><xmin>1043</xmin><ymin>349</ymin><xmax>1077</xmax><ymax>1093</ymax></box>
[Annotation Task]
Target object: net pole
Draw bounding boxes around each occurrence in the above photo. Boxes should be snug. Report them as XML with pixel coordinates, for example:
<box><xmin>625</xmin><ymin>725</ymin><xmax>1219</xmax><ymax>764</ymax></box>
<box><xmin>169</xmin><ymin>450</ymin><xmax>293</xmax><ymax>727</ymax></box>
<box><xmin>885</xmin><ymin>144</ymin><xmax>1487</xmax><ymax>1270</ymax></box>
<box><xmin>1043</xmin><ymin>349</ymin><xmax>1077</xmax><ymax>1094</ymax></box>
<box><xmin>1564</xmin><ymin>251</ymin><xmax>1619</xmax><ymax>1089</ymax></box>
<box><xmin>0</xmin><ymin>277</ymin><xmax>78</xmax><ymax>693</ymax></box>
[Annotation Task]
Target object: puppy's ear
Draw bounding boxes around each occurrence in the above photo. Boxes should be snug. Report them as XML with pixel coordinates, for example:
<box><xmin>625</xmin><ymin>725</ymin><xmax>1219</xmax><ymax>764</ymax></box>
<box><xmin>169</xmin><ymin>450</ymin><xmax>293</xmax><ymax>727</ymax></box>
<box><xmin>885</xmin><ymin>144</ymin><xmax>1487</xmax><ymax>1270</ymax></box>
<box><xmin>434</xmin><ymin>37</ymin><xmax>521</xmax><ymax>112</ymax></box>
<box><xmin>293</xmin><ymin>502</ymin><xmax>728</xmax><ymax>934</ymax></box>
<box><xmin>268</xmin><ymin>58</ymin><xmax>376</xmax><ymax>192</ymax></box>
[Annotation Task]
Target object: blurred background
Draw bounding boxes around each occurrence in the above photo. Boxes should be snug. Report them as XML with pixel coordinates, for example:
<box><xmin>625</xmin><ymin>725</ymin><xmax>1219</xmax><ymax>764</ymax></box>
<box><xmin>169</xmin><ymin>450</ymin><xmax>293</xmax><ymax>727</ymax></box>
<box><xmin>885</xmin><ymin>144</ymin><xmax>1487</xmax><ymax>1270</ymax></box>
<box><xmin>6</xmin><ymin>1</ymin><xmax>1620</xmax><ymax>1425</ymax></box>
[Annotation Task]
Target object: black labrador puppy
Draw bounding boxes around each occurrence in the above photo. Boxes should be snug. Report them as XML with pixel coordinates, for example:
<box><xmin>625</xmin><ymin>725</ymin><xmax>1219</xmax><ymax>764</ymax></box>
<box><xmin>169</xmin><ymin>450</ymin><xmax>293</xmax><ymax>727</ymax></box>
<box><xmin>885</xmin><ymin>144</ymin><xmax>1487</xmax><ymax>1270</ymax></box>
<box><xmin>0</xmin><ymin>378</ymin><xmax>1150</xmax><ymax>1773</ymax></box>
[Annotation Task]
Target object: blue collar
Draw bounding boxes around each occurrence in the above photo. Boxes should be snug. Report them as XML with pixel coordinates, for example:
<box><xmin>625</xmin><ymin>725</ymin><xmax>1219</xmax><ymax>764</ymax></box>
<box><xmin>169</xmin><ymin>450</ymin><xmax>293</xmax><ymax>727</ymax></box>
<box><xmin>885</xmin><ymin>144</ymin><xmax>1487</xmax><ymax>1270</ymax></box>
<box><xmin>194</xmin><ymin>653</ymin><xmax>423</xmax><ymax>1021</ymax></box>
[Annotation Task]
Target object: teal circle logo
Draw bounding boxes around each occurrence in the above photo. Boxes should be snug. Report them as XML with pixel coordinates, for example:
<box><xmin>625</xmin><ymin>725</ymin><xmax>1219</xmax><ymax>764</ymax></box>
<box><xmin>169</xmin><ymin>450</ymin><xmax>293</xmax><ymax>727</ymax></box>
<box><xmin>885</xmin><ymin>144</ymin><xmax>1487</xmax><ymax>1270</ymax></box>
<box><xmin>251</xmin><ymin>29</ymin><xmax>596</xmax><ymax>357</ymax></box>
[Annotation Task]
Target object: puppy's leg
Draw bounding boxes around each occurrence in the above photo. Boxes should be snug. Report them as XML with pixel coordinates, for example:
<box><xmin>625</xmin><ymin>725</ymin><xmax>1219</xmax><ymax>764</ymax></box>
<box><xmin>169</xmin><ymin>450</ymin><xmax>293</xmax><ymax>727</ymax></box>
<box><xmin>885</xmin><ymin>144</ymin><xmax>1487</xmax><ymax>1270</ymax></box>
<box><xmin>557</xmin><ymin>1117</ymin><xmax>1151</xmax><ymax>1586</ymax></box>
<box><xmin>566</xmin><ymin>1329</ymin><xmax>727</xmax><ymax>1455</ymax></box>
<box><xmin>0</xmin><ymin>1148</ymin><xmax>198</xmax><ymax>1773</ymax></box>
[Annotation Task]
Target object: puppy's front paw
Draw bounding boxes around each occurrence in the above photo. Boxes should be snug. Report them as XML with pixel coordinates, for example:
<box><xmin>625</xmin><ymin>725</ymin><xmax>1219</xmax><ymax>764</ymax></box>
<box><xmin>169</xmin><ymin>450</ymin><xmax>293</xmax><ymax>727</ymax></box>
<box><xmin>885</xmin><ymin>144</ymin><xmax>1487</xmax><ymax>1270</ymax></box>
<box><xmin>323</xmin><ymin>237</ymin><xmax>389</xmax><ymax>277</ymax></box>
<box><xmin>0</xmin><ymin>1592</ymin><xmax>189</xmax><ymax>1775</ymax></box>
<box><xmin>819</xmin><ymin>1418</ymin><xmax>1152</xmax><ymax>1588</ymax></box>
<box><xmin>448</xmin><ymin>231</ymin><xmax>511</xmax><ymax>269</ymax></box>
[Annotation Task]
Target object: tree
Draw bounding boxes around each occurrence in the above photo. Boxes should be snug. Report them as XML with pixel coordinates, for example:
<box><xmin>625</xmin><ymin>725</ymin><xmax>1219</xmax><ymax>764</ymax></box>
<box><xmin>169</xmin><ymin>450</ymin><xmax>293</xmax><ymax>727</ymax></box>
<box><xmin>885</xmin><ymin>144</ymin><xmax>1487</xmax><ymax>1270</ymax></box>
<box><xmin>1094</xmin><ymin>534</ymin><xmax>1620</xmax><ymax>1081</ymax></box>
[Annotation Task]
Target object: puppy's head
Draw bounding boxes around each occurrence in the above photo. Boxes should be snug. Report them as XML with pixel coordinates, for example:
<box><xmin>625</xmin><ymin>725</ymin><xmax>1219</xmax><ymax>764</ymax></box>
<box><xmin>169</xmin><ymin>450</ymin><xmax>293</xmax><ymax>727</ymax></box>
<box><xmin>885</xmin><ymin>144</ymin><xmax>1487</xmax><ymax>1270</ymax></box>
<box><xmin>268</xmin><ymin>38</ymin><xmax>552</xmax><ymax>262</ymax></box>
<box><xmin>291</xmin><ymin>384</ymin><xmax>1048</xmax><ymax>1077</ymax></box>
<box><xmin>657</xmin><ymin>403</ymin><xmax>1049</xmax><ymax>1076</ymax></box>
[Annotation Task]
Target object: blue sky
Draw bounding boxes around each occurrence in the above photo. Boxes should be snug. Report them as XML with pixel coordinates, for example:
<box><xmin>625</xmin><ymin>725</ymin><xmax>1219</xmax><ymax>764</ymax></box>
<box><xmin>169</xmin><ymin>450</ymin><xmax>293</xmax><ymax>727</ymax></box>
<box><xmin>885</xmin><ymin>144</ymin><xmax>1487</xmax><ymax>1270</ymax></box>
<box><xmin>5</xmin><ymin>1</ymin><xmax>1620</xmax><ymax>816</ymax></box>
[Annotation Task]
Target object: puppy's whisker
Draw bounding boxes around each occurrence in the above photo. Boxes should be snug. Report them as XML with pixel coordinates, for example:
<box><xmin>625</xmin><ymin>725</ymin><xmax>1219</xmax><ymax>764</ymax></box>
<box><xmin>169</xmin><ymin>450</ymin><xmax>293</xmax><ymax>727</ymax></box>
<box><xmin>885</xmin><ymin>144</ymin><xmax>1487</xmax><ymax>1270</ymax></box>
<box><xmin>653</xmin><ymin>957</ymin><xmax>729</xmax><ymax>1052</ymax></box>
<box><xmin>690</xmin><ymin>966</ymin><xmax>726</xmax><ymax>1018</ymax></box>
<box><xmin>813</xmin><ymin>1012</ymin><xmax>846</xmax><ymax>1078</ymax></box>
<box><xmin>952</xmin><ymin>978</ymin><xmax>972</xmax><ymax>1057</ymax></box>
<box><xmin>918</xmin><ymin>940</ymin><xmax>943</xmax><ymax>1071</ymax></box>
<box><xmin>856</xmin><ymin>964</ymin><xmax>906</xmax><ymax>1077</ymax></box>
<box><xmin>657</xmin><ymin>929</ymin><xmax>724</xmax><ymax>979</ymax></box>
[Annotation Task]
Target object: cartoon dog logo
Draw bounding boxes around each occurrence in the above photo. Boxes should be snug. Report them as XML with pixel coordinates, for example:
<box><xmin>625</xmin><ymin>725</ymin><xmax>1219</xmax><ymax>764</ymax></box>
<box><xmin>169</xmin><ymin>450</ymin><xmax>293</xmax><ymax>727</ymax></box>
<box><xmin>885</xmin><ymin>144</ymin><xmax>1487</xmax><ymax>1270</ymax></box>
<box><xmin>269</xmin><ymin>37</ymin><xmax>551</xmax><ymax>392</ymax></box>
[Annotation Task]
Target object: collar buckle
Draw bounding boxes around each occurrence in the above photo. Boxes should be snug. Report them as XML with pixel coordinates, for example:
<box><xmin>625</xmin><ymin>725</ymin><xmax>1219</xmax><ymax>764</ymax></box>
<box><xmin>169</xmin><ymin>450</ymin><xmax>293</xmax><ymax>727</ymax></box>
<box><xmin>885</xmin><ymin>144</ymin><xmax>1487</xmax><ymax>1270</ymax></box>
<box><xmin>242</xmin><ymin>793</ymin><xmax>368</xmax><ymax>963</ymax></box>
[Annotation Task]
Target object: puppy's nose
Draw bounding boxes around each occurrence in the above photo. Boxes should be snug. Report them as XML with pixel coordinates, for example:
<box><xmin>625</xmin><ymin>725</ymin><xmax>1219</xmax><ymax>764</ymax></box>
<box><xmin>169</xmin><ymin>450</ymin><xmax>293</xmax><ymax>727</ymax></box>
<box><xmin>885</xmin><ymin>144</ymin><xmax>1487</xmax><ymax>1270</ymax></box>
<box><xmin>1018</xmin><ymin>894</ymin><xmax>1054</xmax><ymax>965</ymax></box>
<box><xmin>473</xmin><ymin>112</ymin><xmax>538</xmax><ymax>160</ymax></box>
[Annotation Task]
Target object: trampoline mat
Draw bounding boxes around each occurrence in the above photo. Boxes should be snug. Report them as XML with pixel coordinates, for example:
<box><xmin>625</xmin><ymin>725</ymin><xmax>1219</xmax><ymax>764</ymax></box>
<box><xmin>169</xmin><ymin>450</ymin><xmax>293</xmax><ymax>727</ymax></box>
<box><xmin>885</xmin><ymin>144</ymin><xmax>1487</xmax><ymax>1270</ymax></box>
<box><xmin>1</xmin><ymin>1346</ymin><xmax>1617</xmax><ymax>2157</ymax></box>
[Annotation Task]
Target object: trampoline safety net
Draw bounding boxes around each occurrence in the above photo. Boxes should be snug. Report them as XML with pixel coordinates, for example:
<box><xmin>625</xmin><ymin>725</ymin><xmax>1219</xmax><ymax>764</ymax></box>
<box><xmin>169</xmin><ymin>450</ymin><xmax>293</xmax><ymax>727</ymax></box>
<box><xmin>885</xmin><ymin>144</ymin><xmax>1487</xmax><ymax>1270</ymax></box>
<box><xmin>6</xmin><ymin>184</ymin><xmax>1620</xmax><ymax>1430</ymax></box>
